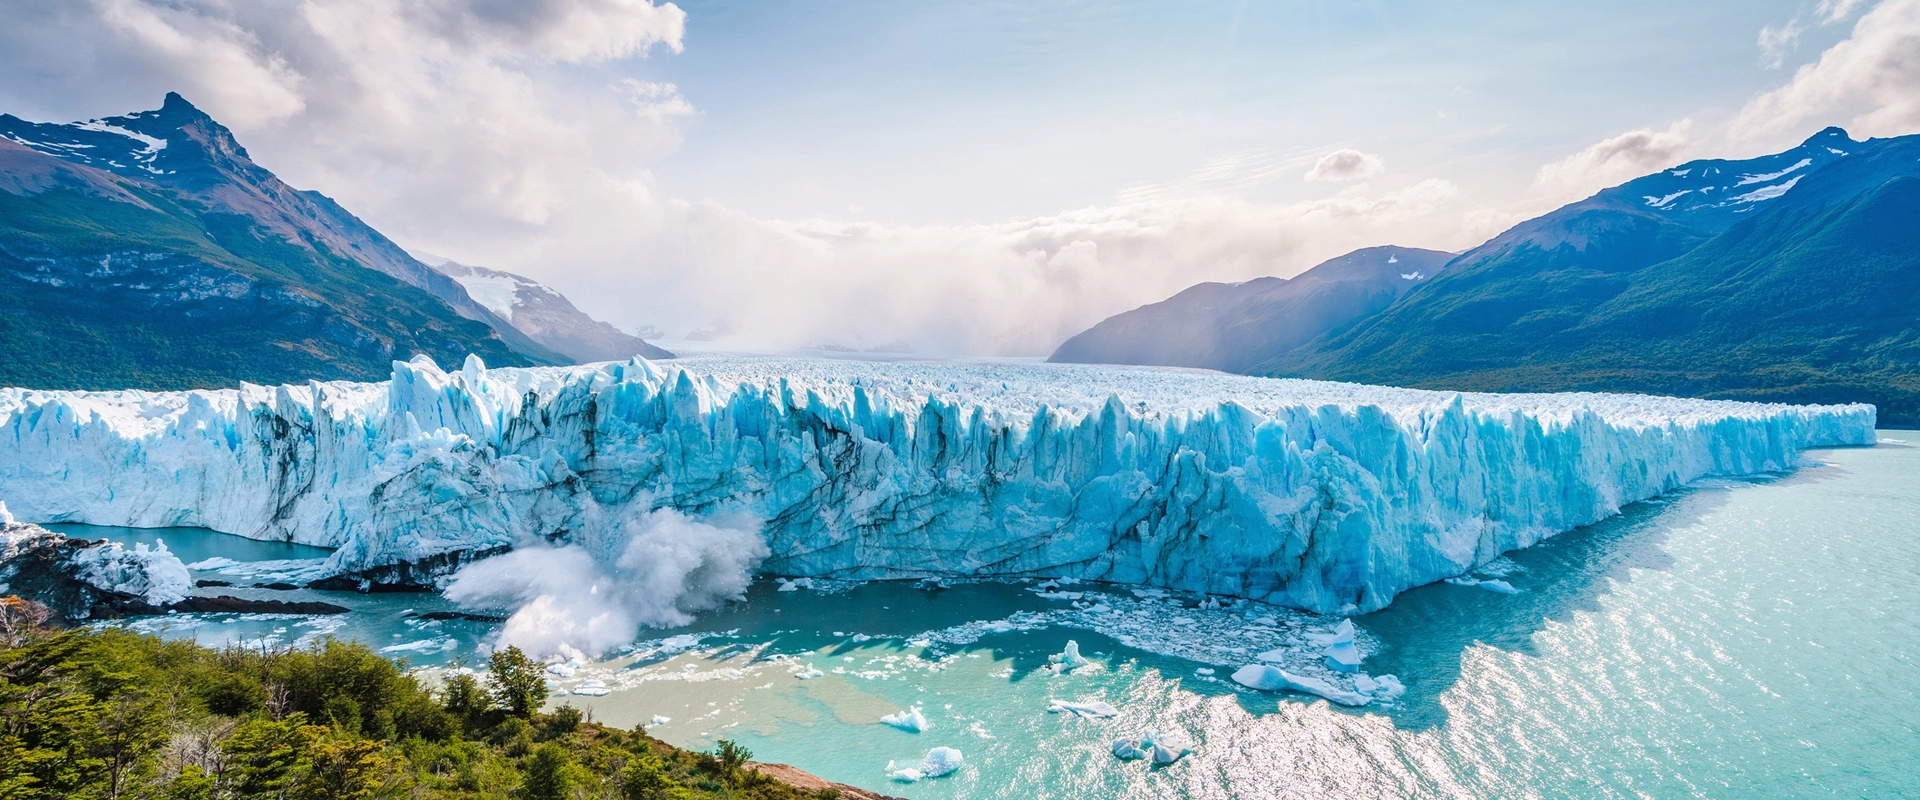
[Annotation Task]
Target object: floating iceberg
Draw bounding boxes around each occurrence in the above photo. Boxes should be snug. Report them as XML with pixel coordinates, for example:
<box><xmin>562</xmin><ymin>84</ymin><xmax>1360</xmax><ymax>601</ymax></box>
<box><xmin>888</xmin><ymin>746</ymin><xmax>963</xmax><ymax>782</ymax></box>
<box><xmin>1231</xmin><ymin>664</ymin><xmax>1370</xmax><ymax>706</ymax></box>
<box><xmin>1151</xmin><ymin>731</ymin><xmax>1194</xmax><ymax>765</ymax></box>
<box><xmin>1049</xmin><ymin>640</ymin><xmax>1093</xmax><ymax>672</ymax></box>
<box><xmin>1047</xmin><ymin>699</ymin><xmax>1120</xmax><ymax>718</ymax></box>
<box><xmin>1354</xmin><ymin>674</ymin><xmax>1405</xmax><ymax>702</ymax></box>
<box><xmin>921</xmin><ymin>747</ymin><xmax>964</xmax><ymax>777</ymax></box>
<box><xmin>880</xmin><ymin>706</ymin><xmax>929</xmax><ymax>733</ymax></box>
<box><xmin>0</xmin><ymin>355</ymin><xmax>1873</xmax><ymax>614</ymax></box>
<box><xmin>1113</xmin><ymin>731</ymin><xmax>1192</xmax><ymax>764</ymax></box>
<box><xmin>570</xmin><ymin>680</ymin><xmax>610</xmax><ymax>696</ymax></box>
<box><xmin>1313</xmin><ymin>619</ymin><xmax>1362</xmax><ymax>673</ymax></box>
<box><xmin>1446</xmin><ymin>576</ymin><xmax>1521</xmax><ymax>594</ymax></box>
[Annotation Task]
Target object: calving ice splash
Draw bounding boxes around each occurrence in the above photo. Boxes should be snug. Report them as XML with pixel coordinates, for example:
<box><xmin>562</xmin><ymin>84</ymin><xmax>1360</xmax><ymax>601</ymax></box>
<box><xmin>0</xmin><ymin>354</ymin><xmax>1874</xmax><ymax>657</ymax></box>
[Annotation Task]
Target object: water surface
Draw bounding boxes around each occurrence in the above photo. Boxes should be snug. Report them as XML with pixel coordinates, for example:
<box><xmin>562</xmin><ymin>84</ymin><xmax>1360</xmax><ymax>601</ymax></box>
<box><xmin>82</xmin><ymin>433</ymin><xmax>1920</xmax><ymax>798</ymax></box>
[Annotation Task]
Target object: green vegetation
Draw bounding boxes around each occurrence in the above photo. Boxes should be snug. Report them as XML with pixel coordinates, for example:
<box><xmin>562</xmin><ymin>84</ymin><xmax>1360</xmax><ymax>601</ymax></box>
<box><xmin>0</xmin><ymin>597</ymin><xmax>841</xmax><ymax>800</ymax></box>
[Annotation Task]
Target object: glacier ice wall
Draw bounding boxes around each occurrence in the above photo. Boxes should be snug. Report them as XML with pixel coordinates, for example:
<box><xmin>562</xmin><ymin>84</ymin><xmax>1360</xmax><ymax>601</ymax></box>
<box><xmin>0</xmin><ymin>355</ymin><xmax>1876</xmax><ymax>612</ymax></box>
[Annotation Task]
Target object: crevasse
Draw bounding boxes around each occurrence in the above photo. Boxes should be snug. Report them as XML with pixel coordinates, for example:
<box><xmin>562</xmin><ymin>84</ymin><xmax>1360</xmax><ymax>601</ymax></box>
<box><xmin>0</xmin><ymin>355</ymin><xmax>1876</xmax><ymax>613</ymax></box>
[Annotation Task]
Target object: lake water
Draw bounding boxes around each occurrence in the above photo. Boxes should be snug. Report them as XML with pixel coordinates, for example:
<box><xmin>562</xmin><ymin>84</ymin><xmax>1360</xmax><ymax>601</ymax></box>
<box><xmin>75</xmin><ymin>432</ymin><xmax>1919</xmax><ymax>799</ymax></box>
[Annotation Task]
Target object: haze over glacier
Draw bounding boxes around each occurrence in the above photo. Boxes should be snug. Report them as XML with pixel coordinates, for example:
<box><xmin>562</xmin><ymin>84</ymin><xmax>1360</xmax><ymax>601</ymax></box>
<box><xmin>0</xmin><ymin>354</ymin><xmax>1872</xmax><ymax>655</ymax></box>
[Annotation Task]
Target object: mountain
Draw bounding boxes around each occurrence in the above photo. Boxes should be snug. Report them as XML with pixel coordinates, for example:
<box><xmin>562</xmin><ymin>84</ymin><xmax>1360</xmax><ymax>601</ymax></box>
<box><xmin>0</xmin><ymin>93</ymin><xmax>566</xmax><ymax>390</ymax></box>
<box><xmin>420</xmin><ymin>255</ymin><xmax>673</xmax><ymax>362</ymax></box>
<box><xmin>1274</xmin><ymin>127</ymin><xmax>1920</xmax><ymax>422</ymax></box>
<box><xmin>1049</xmin><ymin>246</ymin><xmax>1453</xmax><ymax>372</ymax></box>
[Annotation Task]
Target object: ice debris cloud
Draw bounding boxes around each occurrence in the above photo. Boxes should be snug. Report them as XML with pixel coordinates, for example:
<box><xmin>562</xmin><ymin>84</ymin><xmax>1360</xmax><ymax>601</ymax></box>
<box><xmin>442</xmin><ymin>507</ymin><xmax>766</xmax><ymax>660</ymax></box>
<box><xmin>0</xmin><ymin>354</ymin><xmax>1876</xmax><ymax>614</ymax></box>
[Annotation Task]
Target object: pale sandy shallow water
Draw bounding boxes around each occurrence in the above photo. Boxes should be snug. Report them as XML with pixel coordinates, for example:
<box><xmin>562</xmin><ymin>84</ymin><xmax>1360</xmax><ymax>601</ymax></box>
<box><xmin>78</xmin><ymin>432</ymin><xmax>1920</xmax><ymax>799</ymax></box>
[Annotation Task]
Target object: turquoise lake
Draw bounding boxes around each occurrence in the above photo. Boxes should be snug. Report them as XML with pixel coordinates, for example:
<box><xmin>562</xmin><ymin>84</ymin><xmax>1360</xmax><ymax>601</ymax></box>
<box><xmin>76</xmin><ymin>432</ymin><xmax>1919</xmax><ymax>799</ymax></box>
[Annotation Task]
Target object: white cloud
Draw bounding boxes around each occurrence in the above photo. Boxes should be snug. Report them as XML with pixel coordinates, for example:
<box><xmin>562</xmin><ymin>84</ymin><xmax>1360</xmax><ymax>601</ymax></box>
<box><xmin>1531</xmin><ymin>120</ymin><xmax>1693</xmax><ymax>202</ymax></box>
<box><xmin>1758</xmin><ymin>18</ymin><xmax>1806</xmax><ymax>69</ymax></box>
<box><xmin>1817</xmin><ymin>0</ymin><xmax>1870</xmax><ymax>24</ymax></box>
<box><xmin>1736</xmin><ymin>0</ymin><xmax>1920</xmax><ymax>142</ymax></box>
<box><xmin>1303</xmin><ymin>148</ymin><xmax>1386</xmax><ymax>183</ymax></box>
<box><xmin>0</xmin><ymin>0</ymin><xmax>1494</xmax><ymax>357</ymax></box>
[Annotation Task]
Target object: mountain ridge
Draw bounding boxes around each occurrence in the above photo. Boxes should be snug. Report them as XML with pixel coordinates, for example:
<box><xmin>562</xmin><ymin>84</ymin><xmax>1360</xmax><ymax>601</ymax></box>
<box><xmin>420</xmin><ymin>255</ymin><xmax>674</xmax><ymax>363</ymax></box>
<box><xmin>1049</xmin><ymin>245</ymin><xmax>1453</xmax><ymax>373</ymax></box>
<box><xmin>1054</xmin><ymin>126</ymin><xmax>1920</xmax><ymax>423</ymax></box>
<box><xmin>0</xmin><ymin>94</ymin><xmax>563</xmax><ymax>390</ymax></box>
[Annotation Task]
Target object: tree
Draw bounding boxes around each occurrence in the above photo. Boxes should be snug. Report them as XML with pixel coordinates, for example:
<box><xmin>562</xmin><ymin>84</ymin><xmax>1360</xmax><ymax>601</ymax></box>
<box><xmin>97</xmin><ymin>691</ymin><xmax>168</xmax><ymax>799</ymax></box>
<box><xmin>620</xmin><ymin>754</ymin><xmax>683</xmax><ymax>800</ymax></box>
<box><xmin>519</xmin><ymin>742</ymin><xmax>573</xmax><ymax>800</ymax></box>
<box><xmin>488</xmin><ymin>647</ymin><xmax>547</xmax><ymax>719</ymax></box>
<box><xmin>293</xmin><ymin>736</ymin><xmax>407</xmax><ymax>800</ymax></box>
<box><xmin>712</xmin><ymin>740</ymin><xmax>751</xmax><ymax>787</ymax></box>
<box><xmin>442</xmin><ymin>672</ymin><xmax>487</xmax><ymax>728</ymax></box>
<box><xmin>220</xmin><ymin>713</ymin><xmax>323</xmax><ymax>800</ymax></box>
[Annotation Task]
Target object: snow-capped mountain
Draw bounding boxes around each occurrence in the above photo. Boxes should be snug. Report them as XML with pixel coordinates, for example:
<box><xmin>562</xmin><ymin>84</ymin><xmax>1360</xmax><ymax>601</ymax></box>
<box><xmin>1275</xmin><ymin>127</ymin><xmax>1920</xmax><ymax>422</ymax></box>
<box><xmin>418</xmin><ymin>255</ymin><xmax>673</xmax><ymax>362</ymax></box>
<box><xmin>0</xmin><ymin>94</ymin><xmax>569</xmax><ymax>390</ymax></box>
<box><xmin>1583</xmin><ymin>126</ymin><xmax>1863</xmax><ymax>232</ymax></box>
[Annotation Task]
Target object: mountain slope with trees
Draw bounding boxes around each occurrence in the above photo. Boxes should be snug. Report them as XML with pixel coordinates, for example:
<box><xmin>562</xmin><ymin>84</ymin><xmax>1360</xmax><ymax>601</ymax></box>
<box><xmin>0</xmin><ymin>94</ymin><xmax>570</xmax><ymax>390</ymax></box>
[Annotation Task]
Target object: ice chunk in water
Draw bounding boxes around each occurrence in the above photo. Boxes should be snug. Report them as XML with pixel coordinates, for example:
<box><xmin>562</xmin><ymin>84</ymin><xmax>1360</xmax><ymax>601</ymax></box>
<box><xmin>1317</xmin><ymin>619</ymin><xmax>1361</xmax><ymax>673</ymax></box>
<box><xmin>1151</xmin><ymin>731</ymin><xmax>1193</xmax><ymax>765</ymax></box>
<box><xmin>649</xmin><ymin>715</ymin><xmax>670</xmax><ymax>726</ymax></box>
<box><xmin>795</xmin><ymin>664</ymin><xmax>823</xmax><ymax>679</ymax></box>
<box><xmin>887</xmin><ymin>764</ymin><xmax>922</xmax><ymax>783</ymax></box>
<box><xmin>1447</xmin><ymin>575</ymin><xmax>1520</xmax><ymax>594</ymax></box>
<box><xmin>1230</xmin><ymin>664</ymin><xmax>1369</xmax><ymax>706</ymax></box>
<box><xmin>922</xmin><ymin>747</ymin><xmax>964</xmax><ymax>777</ymax></box>
<box><xmin>1112</xmin><ymin>730</ymin><xmax>1191</xmax><ymax>764</ymax></box>
<box><xmin>1367</xmin><ymin>674</ymin><xmax>1406</xmax><ymax>702</ymax></box>
<box><xmin>570</xmin><ymin>680</ymin><xmax>609</xmax><ymax>697</ymax></box>
<box><xmin>881</xmin><ymin>706</ymin><xmax>929</xmax><ymax>733</ymax></box>
<box><xmin>1046</xmin><ymin>699</ymin><xmax>1119</xmax><ymax>718</ymax></box>
<box><xmin>1048</xmin><ymin>640</ymin><xmax>1092</xmax><ymax>673</ymax></box>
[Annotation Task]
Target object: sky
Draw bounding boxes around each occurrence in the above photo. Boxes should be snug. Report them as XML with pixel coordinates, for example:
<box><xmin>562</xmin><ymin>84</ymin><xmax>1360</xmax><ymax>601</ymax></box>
<box><xmin>2</xmin><ymin>0</ymin><xmax>1917</xmax><ymax>355</ymax></box>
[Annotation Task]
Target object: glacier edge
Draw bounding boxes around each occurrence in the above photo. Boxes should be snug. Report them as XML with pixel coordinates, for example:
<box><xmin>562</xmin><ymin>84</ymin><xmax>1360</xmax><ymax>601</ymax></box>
<box><xmin>0</xmin><ymin>355</ymin><xmax>1876</xmax><ymax>613</ymax></box>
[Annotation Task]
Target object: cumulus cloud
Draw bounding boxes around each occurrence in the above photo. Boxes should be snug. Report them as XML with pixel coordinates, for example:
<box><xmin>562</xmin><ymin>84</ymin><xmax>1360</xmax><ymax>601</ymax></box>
<box><xmin>1303</xmin><ymin>148</ymin><xmax>1387</xmax><ymax>183</ymax></box>
<box><xmin>1531</xmin><ymin>120</ymin><xmax>1693</xmax><ymax>202</ymax></box>
<box><xmin>1736</xmin><ymin>0</ymin><xmax>1920</xmax><ymax>142</ymax></box>
<box><xmin>0</xmin><ymin>0</ymin><xmax>688</xmax><ymax>228</ymax></box>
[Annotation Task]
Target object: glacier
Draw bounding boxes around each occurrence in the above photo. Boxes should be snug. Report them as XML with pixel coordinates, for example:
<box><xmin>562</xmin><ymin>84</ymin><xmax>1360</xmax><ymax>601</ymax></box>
<box><xmin>0</xmin><ymin>354</ymin><xmax>1875</xmax><ymax>614</ymax></box>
